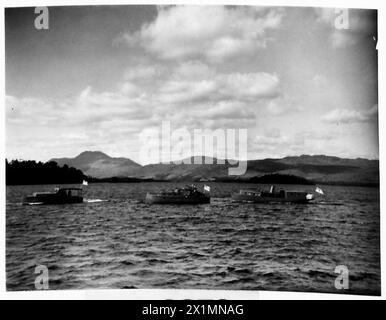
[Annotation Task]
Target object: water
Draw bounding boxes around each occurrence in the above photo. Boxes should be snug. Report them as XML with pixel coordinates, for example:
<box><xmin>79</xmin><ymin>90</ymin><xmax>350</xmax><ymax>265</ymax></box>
<box><xmin>6</xmin><ymin>182</ymin><xmax>380</xmax><ymax>295</ymax></box>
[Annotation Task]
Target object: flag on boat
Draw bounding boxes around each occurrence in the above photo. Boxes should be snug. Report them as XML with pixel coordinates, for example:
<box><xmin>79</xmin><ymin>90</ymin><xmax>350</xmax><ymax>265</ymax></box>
<box><xmin>82</xmin><ymin>180</ymin><xmax>88</xmax><ymax>186</ymax></box>
<box><xmin>204</xmin><ymin>185</ymin><xmax>210</xmax><ymax>192</ymax></box>
<box><xmin>315</xmin><ymin>186</ymin><xmax>324</xmax><ymax>195</ymax></box>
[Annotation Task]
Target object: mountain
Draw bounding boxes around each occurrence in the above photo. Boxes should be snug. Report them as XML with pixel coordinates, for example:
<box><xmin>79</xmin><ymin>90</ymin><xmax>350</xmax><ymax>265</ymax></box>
<box><xmin>273</xmin><ymin>155</ymin><xmax>379</xmax><ymax>185</ymax></box>
<box><xmin>50</xmin><ymin>152</ymin><xmax>379</xmax><ymax>186</ymax></box>
<box><xmin>133</xmin><ymin>155</ymin><xmax>378</xmax><ymax>185</ymax></box>
<box><xmin>50</xmin><ymin>151</ymin><xmax>141</xmax><ymax>178</ymax></box>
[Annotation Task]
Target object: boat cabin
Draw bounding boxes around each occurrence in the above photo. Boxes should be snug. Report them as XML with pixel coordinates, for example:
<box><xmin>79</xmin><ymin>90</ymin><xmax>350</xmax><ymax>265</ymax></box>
<box><xmin>23</xmin><ymin>187</ymin><xmax>83</xmax><ymax>205</ymax></box>
<box><xmin>54</xmin><ymin>188</ymin><xmax>83</xmax><ymax>197</ymax></box>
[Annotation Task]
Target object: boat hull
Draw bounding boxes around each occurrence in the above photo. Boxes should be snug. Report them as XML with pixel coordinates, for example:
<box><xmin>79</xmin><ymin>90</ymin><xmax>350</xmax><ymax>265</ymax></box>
<box><xmin>231</xmin><ymin>192</ymin><xmax>313</xmax><ymax>204</ymax></box>
<box><xmin>22</xmin><ymin>194</ymin><xmax>83</xmax><ymax>205</ymax></box>
<box><xmin>145</xmin><ymin>193</ymin><xmax>210</xmax><ymax>205</ymax></box>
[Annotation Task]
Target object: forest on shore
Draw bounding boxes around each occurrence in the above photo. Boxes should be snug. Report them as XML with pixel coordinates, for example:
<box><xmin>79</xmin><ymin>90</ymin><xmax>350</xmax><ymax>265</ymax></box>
<box><xmin>6</xmin><ymin>160</ymin><xmax>85</xmax><ymax>185</ymax></box>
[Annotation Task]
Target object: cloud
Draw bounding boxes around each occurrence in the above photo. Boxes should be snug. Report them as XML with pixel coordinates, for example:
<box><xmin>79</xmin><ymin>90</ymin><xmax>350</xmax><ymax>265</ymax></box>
<box><xmin>6</xmin><ymin>61</ymin><xmax>281</xmax><ymax>132</ymax></box>
<box><xmin>322</xmin><ymin>105</ymin><xmax>378</xmax><ymax>124</ymax></box>
<box><xmin>205</xmin><ymin>101</ymin><xmax>254</xmax><ymax>120</ymax></box>
<box><xmin>157</xmin><ymin>67</ymin><xmax>280</xmax><ymax>105</ymax></box>
<box><xmin>6</xmin><ymin>6</ymin><xmax>289</xmax><ymax>162</ymax></box>
<box><xmin>254</xmin><ymin>129</ymin><xmax>302</xmax><ymax>149</ymax></box>
<box><xmin>312</xmin><ymin>74</ymin><xmax>328</xmax><ymax>87</ymax></box>
<box><xmin>249</xmin><ymin>128</ymin><xmax>340</xmax><ymax>159</ymax></box>
<box><xmin>264</xmin><ymin>95</ymin><xmax>300</xmax><ymax>116</ymax></box>
<box><xmin>120</xmin><ymin>6</ymin><xmax>284</xmax><ymax>62</ymax></box>
<box><xmin>6</xmin><ymin>57</ymin><xmax>286</xmax><ymax>161</ymax></box>
<box><xmin>6</xmin><ymin>84</ymin><xmax>153</xmax><ymax>130</ymax></box>
<box><xmin>329</xmin><ymin>31</ymin><xmax>358</xmax><ymax>48</ymax></box>
<box><xmin>251</xmin><ymin>129</ymin><xmax>306</xmax><ymax>158</ymax></box>
<box><xmin>6</xmin><ymin>95</ymin><xmax>67</xmax><ymax>126</ymax></box>
<box><xmin>123</xmin><ymin>65</ymin><xmax>163</xmax><ymax>82</ymax></box>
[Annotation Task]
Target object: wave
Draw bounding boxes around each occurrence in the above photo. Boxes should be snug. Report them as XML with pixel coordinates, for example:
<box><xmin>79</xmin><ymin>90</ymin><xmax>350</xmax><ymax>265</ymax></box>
<box><xmin>84</xmin><ymin>199</ymin><xmax>109</xmax><ymax>203</ymax></box>
<box><xmin>6</xmin><ymin>182</ymin><xmax>380</xmax><ymax>294</ymax></box>
<box><xmin>306</xmin><ymin>270</ymin><xmax>332</xmax><ymax>278</ymax></box>
<box><xmin>6</xmin><ymin>202</ymin><xmax>23</xmax><ymax>206</ymax></box>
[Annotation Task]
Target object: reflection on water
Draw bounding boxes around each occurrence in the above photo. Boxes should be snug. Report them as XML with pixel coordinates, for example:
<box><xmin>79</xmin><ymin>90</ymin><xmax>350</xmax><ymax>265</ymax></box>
<box><xmin>6</xmin><ymin>182</ymin><xmax>380</xmax><ymax>294</ymax></box>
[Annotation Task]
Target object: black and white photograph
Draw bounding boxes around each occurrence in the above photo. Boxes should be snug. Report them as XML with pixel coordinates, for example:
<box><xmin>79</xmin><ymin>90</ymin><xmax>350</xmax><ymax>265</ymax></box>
<box><xmin>4</xmin><ymin>3</ymin><xmax>381</xmax><ymax>296</ymax></box>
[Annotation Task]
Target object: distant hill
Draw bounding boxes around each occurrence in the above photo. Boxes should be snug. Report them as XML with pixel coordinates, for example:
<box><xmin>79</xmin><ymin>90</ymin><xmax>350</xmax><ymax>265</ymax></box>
<box><xmin>50</xmin><ymin>152</ymin><xmax>379</xmax><ymax>186</ymax></box>
<box><xmin>51</xmin><ymin>151</ymin><xmax>140</xmax><ymax>178</ymax></box>
<box><xmin>275</xmin><ymin>155</ymin><xmax>379</xmax><ymax>185</ymax></box>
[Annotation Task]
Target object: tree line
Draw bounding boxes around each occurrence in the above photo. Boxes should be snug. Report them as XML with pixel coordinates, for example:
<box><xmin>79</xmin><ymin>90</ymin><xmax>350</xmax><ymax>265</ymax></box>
<box><xmin>6</xmin><ymin>159</ymin><xmax>85</xmax><ymax>185</ymax></box>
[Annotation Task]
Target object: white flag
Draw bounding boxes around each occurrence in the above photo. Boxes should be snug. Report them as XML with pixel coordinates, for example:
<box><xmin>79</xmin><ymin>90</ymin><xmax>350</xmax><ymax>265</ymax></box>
<box><xmin>82</xmin><ymin>180</ymin><xmax>88</xmax><ymax>186</ymax></box>
<box><xmin>315</xmin><ymin>187</ymin><xmax>324</xmax><ymax>195</ymax></box>
<box><xmin>204</xmin><ymin>185</ymin><xmax>210</xmax><ymax>192</ymax></box>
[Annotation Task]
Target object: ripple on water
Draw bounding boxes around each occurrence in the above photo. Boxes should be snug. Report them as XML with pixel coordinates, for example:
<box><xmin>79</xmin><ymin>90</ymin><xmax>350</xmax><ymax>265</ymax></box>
<box><xmin>6</xmin><ymin>182</ymin><xmax>381</xmax><ymax>295</ymax></box>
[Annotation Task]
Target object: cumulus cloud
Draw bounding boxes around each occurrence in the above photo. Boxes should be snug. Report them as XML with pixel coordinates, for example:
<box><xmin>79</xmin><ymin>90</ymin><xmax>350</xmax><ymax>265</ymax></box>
<box><xmin>6</xmin><ymin>57</ymin><xmax>287</xmax><ymax>161</ymax></box>
<box><xmin>6</xmin><ymin>85</ymin><xmax>153</xmax><ymax>130</ymax></box>
<box><xmin>322</xmin><ymin>105</ymin><xmax>378</xmax><ymax>124</ymax></box>
<box><xmin>157</xmin><ymin>68</ymin><xmax>280</xmax><ymax>105</ymax></box>
<box><xmin>251</xmin><ymin>129</ymin><xmax>306</xmax><ymax>158</ymax></box>
<box><xmin>124</xmin><ymin>64</ymin><xmax>164</xmax><ymax>82</ymax></box>
<box><xmin>205</xmin><ymin>101</ymin><xmax>255</xmax><ymax>120</ymax></box>
<box><xmin>264</xmin><ymin>95</ymin><xmax>300</xmax><ymax>116</ymax></box>
<box><xmin>6</xmin><ymin>95</ymin><xmax>66</xmax><ymax>126</ymax></box>
<box><xmin>5</xmin><ymin>4</ymin><xmax>291</xmax><ymax>163</ymax></box>
<box><xmin>312</xmin><ymin>74</ymin><xmax>328</xmax><ymax>87</ymax></box>
<box><xmin>254</xmin><ymin>129</ymin><xmax>302</xmax><ymax>149</ymax></box>
<box><xmin>119</xmin><ymin>6</ymin><xmax>284</xmax><ymax>62</ymax></box>
<box><xmin>329</xmin><ymin>31</ymin><xmax>358</xmax><ymax>48</ymax></box>
<box><xmin>6</xmin><ymin>63</ymin><xmax>281</xmax><ymax>130</ymax></box>
<box><xmin>250</xmin><ymin>128</ymin><xmax>339</xmax><ymax>159</ymax></box>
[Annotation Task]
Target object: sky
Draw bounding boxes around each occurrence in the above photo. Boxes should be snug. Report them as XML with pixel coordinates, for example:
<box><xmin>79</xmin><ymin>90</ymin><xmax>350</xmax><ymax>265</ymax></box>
<box><xmin>5</xmin><ymin>5</ymin><xmax>378</xmax><ymax>164</ymax></box>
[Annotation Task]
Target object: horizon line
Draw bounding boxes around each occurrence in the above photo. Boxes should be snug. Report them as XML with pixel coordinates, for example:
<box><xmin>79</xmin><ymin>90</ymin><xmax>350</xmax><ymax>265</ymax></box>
<box><xmin>5</xmin><ymin>150</ymin><xmax>380</xmax><ymax>165</ymax></box>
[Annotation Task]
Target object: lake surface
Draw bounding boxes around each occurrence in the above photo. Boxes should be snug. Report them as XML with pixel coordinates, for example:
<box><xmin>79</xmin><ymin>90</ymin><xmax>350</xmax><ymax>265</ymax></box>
<box><xmin>6</xmin><ymin>182</ymin><xmax>381</xmax><ymax>295</ymax></box>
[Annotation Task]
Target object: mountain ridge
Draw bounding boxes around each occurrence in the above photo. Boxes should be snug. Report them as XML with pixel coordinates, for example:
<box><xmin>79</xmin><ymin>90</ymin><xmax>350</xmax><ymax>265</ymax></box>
<box><xmin>51</xmin><ymin>151</ymin><xmax>141</xmax><ymax>178</ymax></box>
<box><xmin>49</xmin><ymin>151</ymin><xmax>379</xmax><ymax>185</ymax></box>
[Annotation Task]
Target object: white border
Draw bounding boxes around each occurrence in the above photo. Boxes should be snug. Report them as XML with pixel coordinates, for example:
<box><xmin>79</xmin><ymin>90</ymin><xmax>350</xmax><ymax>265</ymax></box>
<box><xmin>0</xmin><ymin>0</ymin><xmax>384</xmax><ymax>300</ymax></box>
